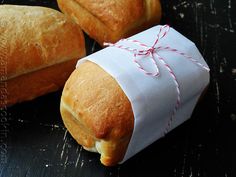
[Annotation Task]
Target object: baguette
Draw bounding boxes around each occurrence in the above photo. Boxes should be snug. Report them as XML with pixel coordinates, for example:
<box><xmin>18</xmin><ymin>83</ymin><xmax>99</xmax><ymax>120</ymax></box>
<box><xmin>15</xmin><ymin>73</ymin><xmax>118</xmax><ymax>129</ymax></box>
<box><xmin>57</xmin><ymin>0</ymin><xmax>161</xmax><ymax>46</ymax></box>
<box><xmin>0</xmin><ymin>5</ymin><xmax>85</xmax><ymax>107</ymax></box>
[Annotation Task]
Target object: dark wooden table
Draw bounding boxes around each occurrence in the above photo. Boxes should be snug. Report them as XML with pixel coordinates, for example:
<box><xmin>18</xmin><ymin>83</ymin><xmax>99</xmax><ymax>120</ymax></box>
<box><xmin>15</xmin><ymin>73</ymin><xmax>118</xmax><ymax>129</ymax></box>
<box><xmin>0</xmin><ymin>0</ymin><xmax>236</xmax><ymax>177</ymax></box>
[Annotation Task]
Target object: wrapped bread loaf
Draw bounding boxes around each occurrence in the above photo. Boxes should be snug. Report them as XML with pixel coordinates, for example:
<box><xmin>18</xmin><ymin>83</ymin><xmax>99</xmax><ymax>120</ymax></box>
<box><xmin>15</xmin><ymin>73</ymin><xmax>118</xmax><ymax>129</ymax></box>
<box><xmin>57</xmin><ymin>0</ymin><xmax>162</xmax><ymax>46</ymax></box>
<box><xmin>60</xmin><ymin>25</ymin><xmax>210</xmax><ymax>166</ymax></box>
<box><xmin>0</xmin><ymin>5</ymin><xmax>85</xmax><ymax>107</ymax></box>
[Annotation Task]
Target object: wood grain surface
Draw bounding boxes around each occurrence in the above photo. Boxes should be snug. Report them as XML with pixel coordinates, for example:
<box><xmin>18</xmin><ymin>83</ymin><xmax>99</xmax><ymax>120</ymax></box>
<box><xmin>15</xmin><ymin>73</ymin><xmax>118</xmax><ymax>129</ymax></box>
<box><xmin>0</xmin><ymin>0</ymin><xmax>235</xmax><ymax>177</ymax></box>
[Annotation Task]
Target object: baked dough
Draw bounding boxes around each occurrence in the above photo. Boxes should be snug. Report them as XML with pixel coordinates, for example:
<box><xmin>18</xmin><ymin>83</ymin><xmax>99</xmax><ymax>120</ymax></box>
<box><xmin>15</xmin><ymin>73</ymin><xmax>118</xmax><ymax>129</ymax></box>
<box><xmin>57</xmin><ymin>0</ymin><xmax>162</xmax><ymax>46</ymax></box>
<box><xmin>0</xmin><ymin>5</ymin><xmax>85</xmax><ymax>107</ymax></box>
<box><xmin>60</xmin><ymin>61</ymin><xmax>134</xmax><ymax>166</ymax></box>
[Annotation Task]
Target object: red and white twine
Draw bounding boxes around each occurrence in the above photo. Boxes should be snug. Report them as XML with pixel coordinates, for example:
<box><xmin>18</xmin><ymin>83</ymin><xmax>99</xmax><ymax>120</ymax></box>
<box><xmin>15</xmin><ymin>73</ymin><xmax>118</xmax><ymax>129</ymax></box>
<box><xmin>104</xmin><ymin>25</ymin><xmax>210</xmax><ymax>135</ymax></box>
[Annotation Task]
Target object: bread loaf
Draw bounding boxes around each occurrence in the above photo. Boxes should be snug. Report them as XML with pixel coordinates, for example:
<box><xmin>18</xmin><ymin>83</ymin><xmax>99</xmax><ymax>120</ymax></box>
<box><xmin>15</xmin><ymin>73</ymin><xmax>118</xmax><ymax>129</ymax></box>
<box><xmin>57</xmin><ymin>0</ymin><xmax>162</xmax><ymax>46</ymax></box>
<box><xmin>60</xmin><ymin>61</ymin><xmax>134</xmax><ymax>166</ymax></box>
<box><xmin>0</xmin><ymin>5</ymin><xmax>85</xmax><ymax>107</ymax></box>
<box><xmin>60</xmin><ymin>24</ymin><xmax>210</xmax><ymax>166</ymax></box>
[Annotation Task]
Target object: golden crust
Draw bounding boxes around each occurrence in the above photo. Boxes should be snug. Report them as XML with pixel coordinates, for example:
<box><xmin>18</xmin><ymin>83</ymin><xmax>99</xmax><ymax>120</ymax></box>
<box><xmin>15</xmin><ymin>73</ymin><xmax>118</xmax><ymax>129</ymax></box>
<box><xmin>57</xmin><ymin>0</ymin><xmax>161</xmax><ymax>46</ymax></box>
<box><xmin>73</xmin><ymin>0</ymin><xmax>145</xmax><ymax>31</ymax></box>
<box><xmin>0</xmin><ymin>5</ymin><xmax>85</xmax><ymax>107</ymax></box>
<box><xmin>1</xmin><ymin>59</ymin><xmax>78</xmax><ymax>107</ymax></box>
<box><xmin>0</xmin><ymin>5</ymin><xmax>85</xmax><ymax>80</ymax></box>
<box><xmin>60</xmin><ymin>61</ymin><xmax>134</xmax><ymax>166</ymax></box>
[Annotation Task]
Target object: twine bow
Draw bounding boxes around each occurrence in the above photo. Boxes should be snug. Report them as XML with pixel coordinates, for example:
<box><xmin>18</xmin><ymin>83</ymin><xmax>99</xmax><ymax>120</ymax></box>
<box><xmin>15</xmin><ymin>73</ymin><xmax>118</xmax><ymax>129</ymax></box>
<box><xmin>104</xmin><ymin>25</ymin><xmax>210</xmax><ymax>134</ymax></box>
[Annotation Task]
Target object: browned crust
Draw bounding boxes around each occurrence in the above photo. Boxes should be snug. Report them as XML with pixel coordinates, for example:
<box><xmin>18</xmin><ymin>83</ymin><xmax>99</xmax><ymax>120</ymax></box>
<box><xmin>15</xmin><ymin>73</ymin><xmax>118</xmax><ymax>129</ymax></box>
<box><xmin>57</xmin><ymin>0</ymin><xmax>161</xmax><ymax>46</ymax></box>
<box><xmin>60</xmin><ymin>61</ymin><xmax>134</xmax><ymax>166</ymax></box>
<box><xmin>73</xmin><ymin>0</ymin><xmax>145</xmax><ymax>31</ymax></box>
<box><xmin>1</xmin><ymin>58</ymin><xmax>78</xmax><ymax>107</ymax></box>
<box><xmin>0</xmin><ymin>5</ymin><xmax>85</xmax><ymax>80</ymax></box>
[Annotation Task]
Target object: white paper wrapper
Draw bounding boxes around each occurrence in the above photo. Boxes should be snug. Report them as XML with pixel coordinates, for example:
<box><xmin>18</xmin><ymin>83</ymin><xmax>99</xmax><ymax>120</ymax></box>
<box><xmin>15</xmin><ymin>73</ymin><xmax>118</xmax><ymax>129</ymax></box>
<box><xmin>76</xmin><ymin>25</ymin><xmax>210</xmax><ymax>163</ymax></box>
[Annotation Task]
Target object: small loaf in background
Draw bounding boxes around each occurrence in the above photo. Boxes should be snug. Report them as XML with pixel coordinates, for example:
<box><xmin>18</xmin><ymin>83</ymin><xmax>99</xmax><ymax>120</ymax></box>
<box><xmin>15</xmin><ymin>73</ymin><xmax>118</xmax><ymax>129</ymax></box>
<box><xmin>60</xmin><ymin>61</ymin><xmax>134</xmax><ymax>166</ymax></box>
<box><xmin>57</xmin><ymin>0</ymin><xmax>162</xmax><ymax>46</ymax></box>
<box><xmin>0</xmin><ymin>5</ymin><xmax>86</xmax><ymax>107</ymax></box>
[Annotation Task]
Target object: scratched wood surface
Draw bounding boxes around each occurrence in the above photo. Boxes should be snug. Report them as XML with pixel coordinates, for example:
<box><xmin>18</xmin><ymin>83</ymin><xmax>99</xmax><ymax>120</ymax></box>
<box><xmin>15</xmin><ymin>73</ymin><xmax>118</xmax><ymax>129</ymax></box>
<box><xmin>0</xmin><ymin>0</ymin><xmax>236</xmax><ymax>177</ymax></box>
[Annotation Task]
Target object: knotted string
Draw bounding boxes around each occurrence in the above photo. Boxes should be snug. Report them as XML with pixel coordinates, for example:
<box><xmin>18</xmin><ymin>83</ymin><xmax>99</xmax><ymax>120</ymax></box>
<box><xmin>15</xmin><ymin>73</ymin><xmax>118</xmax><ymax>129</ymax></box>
<box><xmin>104</xmin><ymin>25</ymin><xmax>210</xmax><ymax>134</ymax></box>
